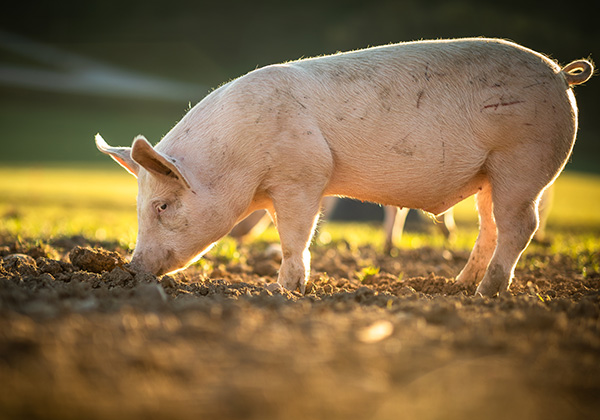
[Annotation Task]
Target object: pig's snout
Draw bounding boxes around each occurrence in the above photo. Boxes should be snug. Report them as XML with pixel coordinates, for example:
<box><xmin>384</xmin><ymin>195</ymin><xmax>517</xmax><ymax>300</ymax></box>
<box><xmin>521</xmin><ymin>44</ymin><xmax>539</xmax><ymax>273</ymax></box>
<box><xmin>130</xmin><ymin>250</ymin><xmax>178</xmax><ymax>276</ymax></box>
<box><xmin>128</xmin><ymin>254</ymin><xmax>156</xmax><ymax>275</ymax></box>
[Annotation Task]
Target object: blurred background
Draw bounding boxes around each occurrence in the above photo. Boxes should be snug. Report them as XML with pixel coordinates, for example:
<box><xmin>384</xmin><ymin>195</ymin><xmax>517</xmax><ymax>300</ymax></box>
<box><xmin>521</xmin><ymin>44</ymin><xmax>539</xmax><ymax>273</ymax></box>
<box><xmin>0</xmin><ymin>0</ymin><xmax>598</xmax><ymax>235</ymax></box>
<box><xmin>0</xmin><ymin>0</ymin><xmax>598</xmax><ymax>167</ymax></box>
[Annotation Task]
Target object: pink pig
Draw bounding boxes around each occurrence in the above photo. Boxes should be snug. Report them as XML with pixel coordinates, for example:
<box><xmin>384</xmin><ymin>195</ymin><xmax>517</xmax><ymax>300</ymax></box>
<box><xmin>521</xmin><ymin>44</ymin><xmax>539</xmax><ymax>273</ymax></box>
<box><xmin>96</xmin><ymin>38</ymin><xmax>592</xmax><ymax>296</ymax></box>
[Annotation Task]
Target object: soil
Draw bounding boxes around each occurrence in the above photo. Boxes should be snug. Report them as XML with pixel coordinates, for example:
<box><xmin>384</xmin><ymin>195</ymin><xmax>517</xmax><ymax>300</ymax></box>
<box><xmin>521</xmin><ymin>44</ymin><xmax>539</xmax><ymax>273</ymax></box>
<box><xmin>0</xmin><ymin>235</ymin><xmax>598</xmax><ymax>420</ymax></box>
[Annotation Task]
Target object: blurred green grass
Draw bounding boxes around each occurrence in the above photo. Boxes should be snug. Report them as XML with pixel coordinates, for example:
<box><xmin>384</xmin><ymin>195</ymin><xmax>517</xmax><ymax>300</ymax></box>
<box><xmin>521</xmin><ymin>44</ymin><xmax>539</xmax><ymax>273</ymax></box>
<box><xmin>1</xmin><ymin>166</ymin><xmax>599</xmax><ymax>258</ymax></box>
<box><xmin>0</xmin><ymin>165</ymin><xmax>138</xmax><ymax>247</ymax></box>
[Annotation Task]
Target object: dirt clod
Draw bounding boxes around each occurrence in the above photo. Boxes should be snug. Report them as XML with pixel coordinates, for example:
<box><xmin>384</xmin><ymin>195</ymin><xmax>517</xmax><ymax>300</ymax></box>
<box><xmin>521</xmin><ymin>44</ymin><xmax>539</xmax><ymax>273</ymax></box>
<box><xmin>3</xmin><ymin>253</ymin><xmax>38</xmax><ymax>277</ymax></box>
<box><xmin>36</xmin><ymin>257</ymin><xmax>64</xmax><ymax>275</ymax></box>
<box><xmin>102</xmin><ymin>266</ymin><xmax>134</xmax><ymax>286</ymax></box>
<box><xmin>69</xmin><ymin>246</ymin><xmax>126</xmax><ymax>273</ymax></box>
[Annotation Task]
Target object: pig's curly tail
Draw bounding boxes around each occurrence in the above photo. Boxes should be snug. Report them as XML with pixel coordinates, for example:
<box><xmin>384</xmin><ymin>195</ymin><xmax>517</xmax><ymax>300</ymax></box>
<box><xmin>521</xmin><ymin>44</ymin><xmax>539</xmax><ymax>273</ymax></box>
<box><xmin>562</xmin><ymin>59</ymin><xmax>594</xmax><ymax>86</ymax></box>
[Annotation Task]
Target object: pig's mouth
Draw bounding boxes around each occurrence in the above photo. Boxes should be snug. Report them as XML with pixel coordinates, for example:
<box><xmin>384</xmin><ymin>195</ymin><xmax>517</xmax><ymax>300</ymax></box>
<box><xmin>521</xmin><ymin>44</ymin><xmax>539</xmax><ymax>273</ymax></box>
<box><xmin>156</xmin><ymin>266</ymin><xmax>182</xmax><ymax>276</ymax></box>
<box><xmin>157</xmin><ymin>249</ymin><xmax>182</xmax><ymax>275</ymax></box>
<box><xmin>129</xmin><ymin>260</ymin><xmax>181</xmax><ymax>277</ymax></box>
<box><xmin>130</xmin><ymin>245</ymin><xmax>214</xmax><ymax>277</ymax></box>
<box><xmin>129</xmin><ymin>250</ymin><xmax>182</xmax><ymax>276</ymax></box>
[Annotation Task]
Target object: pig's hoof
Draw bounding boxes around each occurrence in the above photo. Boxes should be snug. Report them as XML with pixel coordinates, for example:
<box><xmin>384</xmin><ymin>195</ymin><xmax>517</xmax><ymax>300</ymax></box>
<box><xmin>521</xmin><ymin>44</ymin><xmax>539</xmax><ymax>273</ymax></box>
<box><xmin>266</xmin><ymin>282</ymin><xmax>284</xmax><ymax>293</ymax></box>
<box><xmin>475</xmin><ymin>264</ymin><xmax>510</xmax><ymax>297</ymax></box>
<box><xmin>455</xmin><ymin>268</ymin><xmax>483</xmax><ymax>285</ymax></box>
<box><xmin>476</xmin><ymin>277</ymin><xmax>509</xmax><ymax>297</ymax></box>
<box><xmin>383</xmin><ymin>243</ymin><xmax>393</xmax><ymax>256</ymax></box>
<box><xmin>475</xmin><ymin>280</ymin><xmax>498</xmax><ymax>297</ymax></box>
<box><xmin>298</xmin><ymin>282</ymin><xmax>306</xmax><ymax>295</ymax></box>
<box><xmin>279</xmin><ymin>276</ymin><xmax>307</xmax><ymax>295</ymax></box>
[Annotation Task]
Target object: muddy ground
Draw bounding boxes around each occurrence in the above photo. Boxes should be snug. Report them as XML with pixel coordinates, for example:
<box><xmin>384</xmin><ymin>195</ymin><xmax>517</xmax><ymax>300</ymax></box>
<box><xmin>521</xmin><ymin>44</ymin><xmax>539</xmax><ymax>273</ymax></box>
<box><xmin>0</xmin><ymin>234</ymin><xmax>599</xmax><ymax>420</ymax></box>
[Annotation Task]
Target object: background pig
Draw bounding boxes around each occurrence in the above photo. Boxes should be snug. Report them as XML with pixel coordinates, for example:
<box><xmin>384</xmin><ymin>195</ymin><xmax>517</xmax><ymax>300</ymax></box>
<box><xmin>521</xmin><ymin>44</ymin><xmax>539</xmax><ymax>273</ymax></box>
<box><xmin>96</xmin><ymin>37</ymin><xmax>592</xmax><ymax>297</ymax></box>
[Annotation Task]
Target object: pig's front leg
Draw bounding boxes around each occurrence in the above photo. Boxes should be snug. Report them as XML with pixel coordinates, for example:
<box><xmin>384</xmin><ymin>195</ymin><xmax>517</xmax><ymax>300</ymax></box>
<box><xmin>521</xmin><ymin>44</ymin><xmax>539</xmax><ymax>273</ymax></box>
<box><xmin>270</xmin><ymin>193</ymin><xmax>322</xmax><ymax>294</ymax></box>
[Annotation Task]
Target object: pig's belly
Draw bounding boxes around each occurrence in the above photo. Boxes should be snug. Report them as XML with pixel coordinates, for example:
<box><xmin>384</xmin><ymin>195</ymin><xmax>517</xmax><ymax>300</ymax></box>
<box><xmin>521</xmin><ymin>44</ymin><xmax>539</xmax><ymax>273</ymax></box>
<box><xmin>325</xmin><ymin>161</ymin><xmax>487</xmax><ymax>215</ymax></box>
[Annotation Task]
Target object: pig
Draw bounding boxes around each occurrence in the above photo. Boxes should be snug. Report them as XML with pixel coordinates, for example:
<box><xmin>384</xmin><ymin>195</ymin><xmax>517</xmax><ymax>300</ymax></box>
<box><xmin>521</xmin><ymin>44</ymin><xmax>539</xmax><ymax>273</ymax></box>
<box><xmin>95</xmin><ymin>37</ymin><xmax>593</xmax><ymax>297</ymax></box>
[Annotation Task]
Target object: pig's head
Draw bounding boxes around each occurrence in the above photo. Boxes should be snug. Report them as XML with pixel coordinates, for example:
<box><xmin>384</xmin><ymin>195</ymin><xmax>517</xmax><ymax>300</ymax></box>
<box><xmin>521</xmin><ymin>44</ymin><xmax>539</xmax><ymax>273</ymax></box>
<box><xmin>95</xmin><ymin>134</ymin><xmax>231</xmax><ymax>275</ymax></box>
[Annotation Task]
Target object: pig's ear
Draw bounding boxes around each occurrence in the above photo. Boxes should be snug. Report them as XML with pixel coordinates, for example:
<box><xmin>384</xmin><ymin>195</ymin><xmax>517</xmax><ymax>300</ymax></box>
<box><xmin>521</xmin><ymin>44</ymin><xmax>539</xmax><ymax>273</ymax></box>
<box><xmin>131</xmin><ymin>135</ymin><xmax>191</xmax><ymax>189</ymax></box>
<box><xmin>95</xmin><ymin>133</ymin><xmax>139</xmax><ymax>177</ymax></box>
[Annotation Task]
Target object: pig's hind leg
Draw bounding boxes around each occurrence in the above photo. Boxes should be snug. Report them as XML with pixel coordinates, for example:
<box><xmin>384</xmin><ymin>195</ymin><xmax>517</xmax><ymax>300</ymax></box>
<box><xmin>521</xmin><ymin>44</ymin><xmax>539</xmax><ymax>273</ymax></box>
<box><xmin>475</xmin><ymin>151</ymin><xmax>547</xmax><ymax>297</ymax></box>
<box><xmin>455</xmin><ymin>180</ymin><xmax>496</xmax><ymax>285</ymax></box>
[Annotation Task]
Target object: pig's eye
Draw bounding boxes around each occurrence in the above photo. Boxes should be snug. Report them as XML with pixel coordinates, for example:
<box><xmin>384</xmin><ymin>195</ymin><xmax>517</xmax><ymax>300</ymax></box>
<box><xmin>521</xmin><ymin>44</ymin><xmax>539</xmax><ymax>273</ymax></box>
<box><xmin>156</xmin><ymin>203</ymin><xmax>168</xmax><ymax>214</ymax></box>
